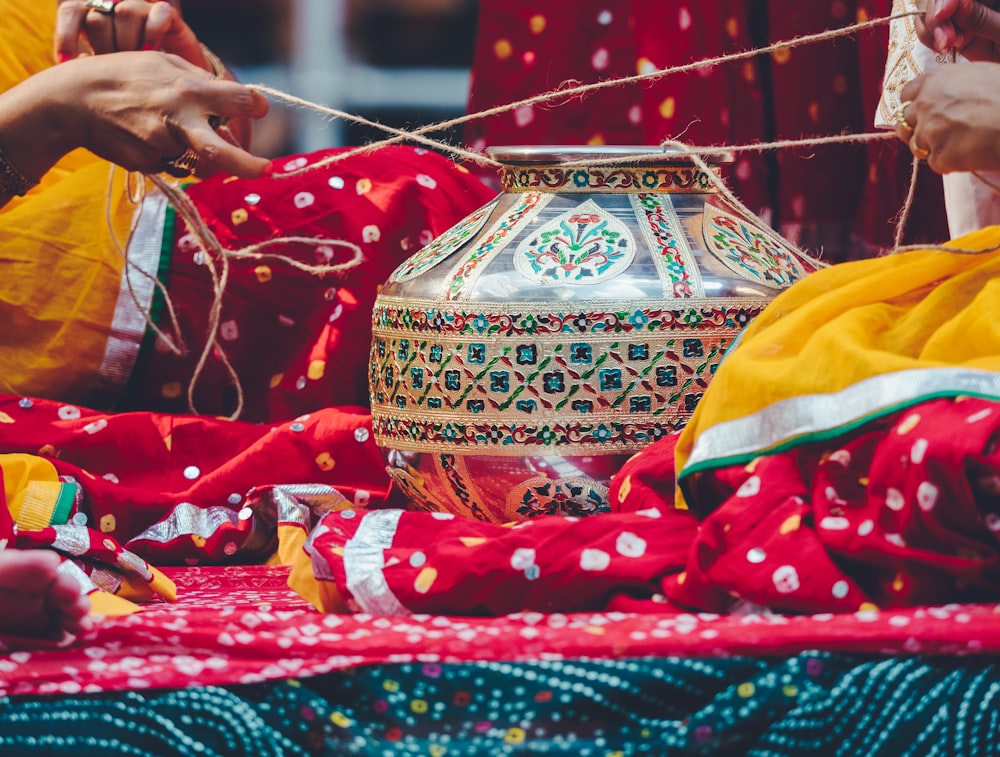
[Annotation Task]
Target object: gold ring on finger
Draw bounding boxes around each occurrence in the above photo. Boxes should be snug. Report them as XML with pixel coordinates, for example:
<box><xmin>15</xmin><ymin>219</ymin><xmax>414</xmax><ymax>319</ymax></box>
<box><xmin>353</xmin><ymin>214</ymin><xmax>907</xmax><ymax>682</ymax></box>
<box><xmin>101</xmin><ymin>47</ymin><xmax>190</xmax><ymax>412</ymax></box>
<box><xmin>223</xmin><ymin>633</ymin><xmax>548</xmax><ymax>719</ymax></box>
<box><xmin>909</xmin><ymin>133</ymin><xmax>930</xmax><ymax>161</ymax></box>
<box><xmin>894</xmin><ymin>99</ymin><xmax>915</xmax><ymax>137</ymax></box>
<box><xmin>159</xmin><ymin>147</ymin><xmax>200</xmax><ymax>177</ymax></box>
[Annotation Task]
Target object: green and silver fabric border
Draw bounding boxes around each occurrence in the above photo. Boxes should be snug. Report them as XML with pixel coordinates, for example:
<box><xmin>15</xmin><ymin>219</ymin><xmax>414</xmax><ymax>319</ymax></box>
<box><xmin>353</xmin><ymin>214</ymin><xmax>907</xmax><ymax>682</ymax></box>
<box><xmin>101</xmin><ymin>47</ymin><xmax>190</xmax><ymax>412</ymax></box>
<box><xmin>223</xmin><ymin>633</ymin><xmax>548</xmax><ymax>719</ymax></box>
<box><xmin>92</xmin><ymin>191</ymin><xmax>169</xmax><ymax>407</ymax></box>
<box><xmin>680</xmin><ymin>367</ymin><xmax>1000</xmax><ymax>480</ymax></box>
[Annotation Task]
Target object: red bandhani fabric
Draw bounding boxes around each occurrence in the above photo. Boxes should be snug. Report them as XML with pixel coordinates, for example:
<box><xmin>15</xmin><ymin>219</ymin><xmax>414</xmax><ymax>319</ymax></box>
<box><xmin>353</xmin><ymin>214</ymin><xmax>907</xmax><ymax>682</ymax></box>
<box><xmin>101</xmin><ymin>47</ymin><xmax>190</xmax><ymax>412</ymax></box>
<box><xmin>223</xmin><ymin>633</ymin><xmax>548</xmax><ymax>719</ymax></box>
<box><xmin>297</xmin><ymin>396</ymin><xmax>1000</xmax><ymax>617</ymax></box>
<box><xmin>466</xmin><ymin>0</ymin><xmax>949</xmax><ymax>259</ymax></box>
<box><xmin>121</xmin><ymin>146</ymin><xmax>494</xmax><ymax>422</ymax></box>
<box><xmin>4</xmin><ymin>395</ymin><xmax>1000</xmax><ymax>696</ymax></box>
<box><xmin>304</xmin><ymin>506</ymin><xmax>698</xmax><ymax>616</ymax></box>
<box><xmin>3</xmin><ymin>564</ymin><xmax>1000</xmax><ymax>697</ymax></box>
<box><xmin>0</xmin><ymin>395</ymin><xmax>392</xmax><ymax>566</ymax></box>
<box><xmin>661</xmin><ymin>395</ymin><xmax>1000</xmax><ymax>614</ymax></box>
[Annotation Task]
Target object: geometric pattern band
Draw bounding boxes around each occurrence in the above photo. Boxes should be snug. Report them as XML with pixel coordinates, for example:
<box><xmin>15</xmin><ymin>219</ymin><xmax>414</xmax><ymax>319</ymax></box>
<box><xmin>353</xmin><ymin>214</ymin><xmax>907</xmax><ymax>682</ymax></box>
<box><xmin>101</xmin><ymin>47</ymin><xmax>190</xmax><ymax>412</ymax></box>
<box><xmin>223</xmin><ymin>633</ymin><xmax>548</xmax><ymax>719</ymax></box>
<box><xmin>370</xmin><ymin>296</ymin><xmax>765</xmax><ymax>455</ymax></box>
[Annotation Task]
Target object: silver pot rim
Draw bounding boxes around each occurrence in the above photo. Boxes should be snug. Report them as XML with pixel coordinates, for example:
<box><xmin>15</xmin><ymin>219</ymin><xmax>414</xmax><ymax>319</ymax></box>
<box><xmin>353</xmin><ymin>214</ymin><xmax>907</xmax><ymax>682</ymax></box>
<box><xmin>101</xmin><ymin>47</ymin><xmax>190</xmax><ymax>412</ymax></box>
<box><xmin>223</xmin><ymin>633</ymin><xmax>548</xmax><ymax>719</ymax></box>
<box><xmin>485</xmin><ymin>144</ymin><xmax>734</xmax><ymax>165</ymax></box>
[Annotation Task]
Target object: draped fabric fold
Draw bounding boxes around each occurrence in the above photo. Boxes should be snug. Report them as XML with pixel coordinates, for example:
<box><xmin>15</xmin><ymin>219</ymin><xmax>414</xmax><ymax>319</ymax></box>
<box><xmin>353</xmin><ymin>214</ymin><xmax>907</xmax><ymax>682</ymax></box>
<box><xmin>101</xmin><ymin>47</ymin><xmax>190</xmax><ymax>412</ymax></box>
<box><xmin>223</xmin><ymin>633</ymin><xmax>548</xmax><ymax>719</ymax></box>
<box><xmin>292</xmin><ymin>235</ymin><xmax>1000</xmax><ymax>617</ymax></box>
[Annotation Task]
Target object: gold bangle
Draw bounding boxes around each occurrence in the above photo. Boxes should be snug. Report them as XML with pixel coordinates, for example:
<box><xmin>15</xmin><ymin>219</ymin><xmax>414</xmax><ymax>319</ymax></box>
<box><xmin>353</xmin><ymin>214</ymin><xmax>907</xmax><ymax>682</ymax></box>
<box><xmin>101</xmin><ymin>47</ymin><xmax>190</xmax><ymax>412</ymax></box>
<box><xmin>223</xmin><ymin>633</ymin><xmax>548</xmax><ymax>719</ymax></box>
<box><xmin>199</xmin><ymin>44</ymin><xmax>227</xmax><ymax>80</ymax></box>
<box><xmin>0</xmin><ymin>145</ymin><xmax>37</xmax><ymax>198</ymax></box>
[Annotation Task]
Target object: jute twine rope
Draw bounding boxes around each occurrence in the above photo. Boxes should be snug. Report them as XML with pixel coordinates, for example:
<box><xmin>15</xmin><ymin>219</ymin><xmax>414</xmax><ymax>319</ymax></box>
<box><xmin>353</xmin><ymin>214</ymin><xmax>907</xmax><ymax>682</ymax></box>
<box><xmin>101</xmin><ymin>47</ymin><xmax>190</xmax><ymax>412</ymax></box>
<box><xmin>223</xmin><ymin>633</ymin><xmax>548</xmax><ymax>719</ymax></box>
<box><xmin>127</xmin><ymin>7</ymin><xmax>988</xmax><ymax>419</ymax></box>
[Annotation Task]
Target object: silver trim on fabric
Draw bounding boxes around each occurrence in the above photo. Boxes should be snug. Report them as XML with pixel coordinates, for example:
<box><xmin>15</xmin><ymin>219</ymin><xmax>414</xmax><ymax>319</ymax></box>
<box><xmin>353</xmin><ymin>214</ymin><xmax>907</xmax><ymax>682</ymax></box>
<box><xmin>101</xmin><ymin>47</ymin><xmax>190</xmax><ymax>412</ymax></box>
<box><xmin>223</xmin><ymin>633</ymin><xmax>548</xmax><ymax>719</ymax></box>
<box><xmin>273</xmin><ymin>484</ymin><xmax>350</xmax><ymax>524</ymax></box>
<box><xmin>51</xmin><ymin>525</ymin><xmax>93</xmax><ymax>556</ymax></box>
<box><xmin>304</xmin><ymin>522</ymin><xmax>334</xmax><ymax>580</ymax></box>
<box><xmin>241</xmin><ymin>484</ymin><xmax>352</xmax><ymax>557</ymax></box>
<box><xmin>115</xmin><ymin>548</ymin><xmax>153</xmax><ymax>581</ymax></box>
<box><xmin>87</xmin><ymin>566</ymin><xmax>125</xmax><ymax>596</ymax></box>
<box><xmin>57</xmin><ymin>558</ymin><xmax>100</xmax><ymax>596</ymax></box>
<box><xmin>126</xmin><ymin>502</ymin><xmax>237</xmax><ymax>546</ymax></box>
<box><xmin>684</xmin><ymin>367</ymin><xmax>1000</xmax><ymax>474</ymax></box>
<box><xmin>94</xmin><ymin>190</ymin><xmax>169</xmax><ymax>406</ymax></box>
<box><xmin>342</xmin><ymin>509</ymin><xmax>410</xmax><ymax>616</ymax></box>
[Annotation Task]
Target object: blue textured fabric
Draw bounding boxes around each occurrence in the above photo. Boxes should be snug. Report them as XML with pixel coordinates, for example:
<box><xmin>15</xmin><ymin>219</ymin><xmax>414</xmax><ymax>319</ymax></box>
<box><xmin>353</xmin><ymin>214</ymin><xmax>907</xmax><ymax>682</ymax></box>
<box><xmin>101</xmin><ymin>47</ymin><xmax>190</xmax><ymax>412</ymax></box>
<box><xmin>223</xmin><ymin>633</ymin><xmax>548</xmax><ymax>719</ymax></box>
<box><xmin>2</xmin><ymin>653</ymin><xmax>1000</xmax><ymax>755</ymax></box>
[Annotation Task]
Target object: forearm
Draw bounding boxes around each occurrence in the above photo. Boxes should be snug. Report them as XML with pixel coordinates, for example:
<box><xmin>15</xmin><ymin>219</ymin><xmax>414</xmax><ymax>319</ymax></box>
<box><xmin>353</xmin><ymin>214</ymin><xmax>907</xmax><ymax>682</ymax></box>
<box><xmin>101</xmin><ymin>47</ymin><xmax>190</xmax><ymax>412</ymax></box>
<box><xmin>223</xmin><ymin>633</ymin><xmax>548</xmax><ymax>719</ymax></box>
<box><xmin>0</xmin><ymin>68</ymin><xmax>78</xmax><ymax>208</ymax></box>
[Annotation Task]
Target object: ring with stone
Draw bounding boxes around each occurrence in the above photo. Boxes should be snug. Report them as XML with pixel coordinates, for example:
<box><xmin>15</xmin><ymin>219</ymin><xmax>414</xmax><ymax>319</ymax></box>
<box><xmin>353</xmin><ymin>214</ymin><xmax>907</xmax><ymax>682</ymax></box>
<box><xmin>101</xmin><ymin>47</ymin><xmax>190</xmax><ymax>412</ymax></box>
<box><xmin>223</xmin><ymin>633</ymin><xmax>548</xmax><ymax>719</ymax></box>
<box><xmin>84</xmin><ymin>0</ymin><xmax>117</xmax><ymax>13</ymax></box>
<box><xmin>160</xmin><ymin>147</ymin><xmax>200</xmax><ymax>177</ymax></box>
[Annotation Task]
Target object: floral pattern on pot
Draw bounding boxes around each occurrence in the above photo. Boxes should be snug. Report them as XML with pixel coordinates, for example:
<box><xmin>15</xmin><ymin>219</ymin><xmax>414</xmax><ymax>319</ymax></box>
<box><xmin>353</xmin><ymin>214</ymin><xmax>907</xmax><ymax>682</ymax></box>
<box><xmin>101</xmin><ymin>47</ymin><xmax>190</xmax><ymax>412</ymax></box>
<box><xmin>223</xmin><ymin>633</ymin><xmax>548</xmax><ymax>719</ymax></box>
<box><xmin>514</xmin><ymin>200</ymin><xmax>636</xmax><ymax>285</ymax></box>
<box><xmin>369</xmin><ymin>297</ymin><xmax>767</xmax><ymax>456</ymax></box>
<box><xmin>704</xmin><ymin>204</ymin><xmax>807</xmax><ymax>289</ymax></box>
<box><xmin>445</xmin><ymin>192</ymin><xmax>550</xmax><ymax>300</ymax></box>
<box><xmin>390</xmin><ymin>199</ymin><xmax>499</xmax><ymax>283</ymax></box>
<box><xmin>631</xmin><ymin>193</ymin><xmax>702</xmax><ymax>298</ymax></box>
<box><xmin>500</xmin><ymin>165</ymin><xmax>716</xmax><ymax>193</ymax></box>
<box><xmin>508</xmin><ymin>476</ymin><xmax>611</xmax><ymax>518</ymax></box>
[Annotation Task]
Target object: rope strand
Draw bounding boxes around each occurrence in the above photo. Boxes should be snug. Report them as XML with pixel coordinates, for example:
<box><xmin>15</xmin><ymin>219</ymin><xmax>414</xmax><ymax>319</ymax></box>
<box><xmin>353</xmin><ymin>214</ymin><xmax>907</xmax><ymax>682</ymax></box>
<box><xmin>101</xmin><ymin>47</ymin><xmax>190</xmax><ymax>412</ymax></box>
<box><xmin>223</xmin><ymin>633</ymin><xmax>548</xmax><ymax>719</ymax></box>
<box><xmin>252</xmin><ymin>10</ymin><xmax>919</xmax><ymax>178</ymax></box>
<box><xmin>146</xmin><ymin>174</ymin><xmax>364</xmax><ymax>419</ymax></box>
<box><xmin>127</xmin><ymin>7</ymin><xmax>982</xmax><ymax>420</ymax></box>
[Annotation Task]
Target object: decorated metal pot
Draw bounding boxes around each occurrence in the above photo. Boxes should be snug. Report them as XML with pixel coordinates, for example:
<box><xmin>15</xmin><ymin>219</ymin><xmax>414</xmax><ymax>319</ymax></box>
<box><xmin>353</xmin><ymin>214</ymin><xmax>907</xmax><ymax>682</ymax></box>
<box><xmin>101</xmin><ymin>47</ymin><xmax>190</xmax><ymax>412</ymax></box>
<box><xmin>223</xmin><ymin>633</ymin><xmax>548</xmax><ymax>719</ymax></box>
<box><xmin>369</xmin><ymin>146</ymin><xmax>820</xmax><ymax>522</ymax></box>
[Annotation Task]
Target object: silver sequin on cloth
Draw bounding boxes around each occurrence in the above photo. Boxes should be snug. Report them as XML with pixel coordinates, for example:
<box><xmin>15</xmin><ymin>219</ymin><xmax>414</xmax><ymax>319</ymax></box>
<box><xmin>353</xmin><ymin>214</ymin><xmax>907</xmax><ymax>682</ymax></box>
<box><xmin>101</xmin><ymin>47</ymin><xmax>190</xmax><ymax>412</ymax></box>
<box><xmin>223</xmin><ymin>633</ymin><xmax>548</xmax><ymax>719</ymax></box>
<box><xmin>115</xmin><ymin>548</ymin><xmax>153</xmax><ymax>581</ymax></box>
<box><xmin>92</xmin><ymin>191</ymin><xmax>170</xmax><ymax>408</ymax></box>
<box><xmin>57</xmin><ymin>559</ymin><xmax>100</xmax><ymax>596</ymax></box>
<box><xmin>87</xmin><ymin>566</ymin><xmax>125</xmax><ymax>596</ymax></box>
<box><xmin>125</xmin><ymin>485</ymin><xmax>355</xmax><ymax>561</ymax></box>
<box><xmin>126</xmin><ymin>503</ymin><xmax>240</xmax><ymax>547</ymax></box>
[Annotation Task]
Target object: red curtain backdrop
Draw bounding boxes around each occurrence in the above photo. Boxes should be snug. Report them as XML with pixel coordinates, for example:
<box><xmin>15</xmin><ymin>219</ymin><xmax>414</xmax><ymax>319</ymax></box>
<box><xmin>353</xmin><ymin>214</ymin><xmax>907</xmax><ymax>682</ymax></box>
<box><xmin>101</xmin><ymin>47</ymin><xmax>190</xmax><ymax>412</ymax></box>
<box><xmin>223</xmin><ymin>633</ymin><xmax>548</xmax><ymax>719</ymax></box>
<box><xmin>466</xmin><ymin>1</ymin><xmax>950</xmax><ymax>262</ymax></box>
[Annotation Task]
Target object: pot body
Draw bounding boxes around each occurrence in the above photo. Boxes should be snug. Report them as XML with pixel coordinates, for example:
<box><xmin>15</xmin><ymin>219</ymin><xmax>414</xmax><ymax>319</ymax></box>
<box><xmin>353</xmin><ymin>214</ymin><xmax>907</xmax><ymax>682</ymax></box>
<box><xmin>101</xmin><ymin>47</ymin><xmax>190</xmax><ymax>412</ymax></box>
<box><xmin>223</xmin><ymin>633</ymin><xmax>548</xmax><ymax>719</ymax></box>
<box><xmin>370</xmin><ymin>147</ymin><xmax>818</xmax><ymax>522</ymax></box>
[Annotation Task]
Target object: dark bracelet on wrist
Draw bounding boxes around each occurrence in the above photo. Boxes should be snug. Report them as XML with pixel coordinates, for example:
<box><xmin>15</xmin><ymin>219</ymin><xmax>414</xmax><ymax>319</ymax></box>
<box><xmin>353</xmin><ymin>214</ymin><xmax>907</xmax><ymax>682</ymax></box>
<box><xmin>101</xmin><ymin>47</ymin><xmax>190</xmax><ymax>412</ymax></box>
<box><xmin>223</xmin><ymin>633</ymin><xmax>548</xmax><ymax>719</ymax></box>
<box><xmin>0</xmin><ymin>145</ymin><xmax>38</xmax><ymax>198</ymax></box>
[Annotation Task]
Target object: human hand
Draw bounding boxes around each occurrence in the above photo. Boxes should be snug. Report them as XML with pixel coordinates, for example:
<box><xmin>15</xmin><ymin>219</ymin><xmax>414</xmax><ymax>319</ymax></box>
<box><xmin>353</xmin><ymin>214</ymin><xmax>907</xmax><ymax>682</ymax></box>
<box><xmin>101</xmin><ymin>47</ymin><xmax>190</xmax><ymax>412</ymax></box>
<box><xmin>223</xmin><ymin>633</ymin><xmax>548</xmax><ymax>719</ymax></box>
<box><xmin>915</xmin><ymin>0</ymin><xmax>1000</xmax><ymax>60</ymax></box>
<box><xmin>53</xmin><ymin>1</ymin><xmax>258</xmax><ymax>148</ymax></box>
<box><xmin>54</xmin><ymin>0</ymin><xmax>208</xmax><ymax>69</ymax></box>
<box><xmin>73</xmin><ymin>51</ymin><xmax>269</xmax><ymax>178</ymax></box>
<box><xmin>3</xmin><ymin>51</ymin><xmax>269</xmax><ymax>181</ymax></box>
<box><xmin>0</xmin><ymin>550</ymin><xmax>92</xmax><ymax>640</ymax></box>
<box><xmin>895</xmin><ymin>61</ymin><xmax>1000</xmax><ymax>173</ymax></box>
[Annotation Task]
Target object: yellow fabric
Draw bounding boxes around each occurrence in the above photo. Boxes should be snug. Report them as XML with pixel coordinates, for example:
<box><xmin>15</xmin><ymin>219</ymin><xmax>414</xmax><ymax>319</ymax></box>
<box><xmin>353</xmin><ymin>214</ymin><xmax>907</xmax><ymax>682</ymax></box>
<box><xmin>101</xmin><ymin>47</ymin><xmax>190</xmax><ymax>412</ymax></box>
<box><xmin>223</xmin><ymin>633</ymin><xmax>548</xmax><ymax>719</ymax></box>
<box><xmin>87</xmin><ymin>589</ymin><xmax>143</xmax><ymax>618</ymax></box>
<box><xmin>0</xmin><ymin>1</ymin><xmax>58</xmax><ymax>88</ymax></box>
<box><xmin>269</xmin><ymin>523</ymin><xmax>310</xmax><ymax>567</ymax></box>
<box><xmin>288</xmin><ymin>546</ymin><xmax>349</xmax><ymax>614</ymax></box>
<box><xmin>114</xmin><ymin>565</ymin><xmax>177</xmax><ymax>604</ymax></box>
<box><xmin>0</xmin><ymin>453</ymin><xmax>175</xmax><ymax>618</ymax></box>
<box><xmin>674</xmin><ymin>226</ymin><xmax>1000</xmax><ymax>490</ymax></box>
<box><xmin>0</xmin><ymin>0</ymin><xmax>146</xmax><ymax>405</ymax></box>
<box><xmin>282</xmin><ymin>524</ymin><xmax>350</xmax><ymax>611</ymax></box>
<box><xmin>1</xmin><ymin>453</ymin><xmax>61</xmax><ymax>530</ymax></box>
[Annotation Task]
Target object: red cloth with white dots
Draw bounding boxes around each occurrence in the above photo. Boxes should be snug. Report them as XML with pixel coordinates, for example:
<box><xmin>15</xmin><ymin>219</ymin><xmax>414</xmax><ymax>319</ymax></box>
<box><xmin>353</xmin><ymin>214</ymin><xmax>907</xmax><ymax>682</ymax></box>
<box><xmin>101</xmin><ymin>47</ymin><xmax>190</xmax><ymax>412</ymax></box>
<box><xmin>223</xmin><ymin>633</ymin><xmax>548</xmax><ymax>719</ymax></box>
<box><xmin>300</xmin><ymin>396</ymin><xmax>1000</xmax><ymax>616</ymax></box>
<box><xmin>7</xmin><ymin>398</ymin><xmax>1000</xmax><ymax>692</ymax></box>
<box><xmin>0</xmin><ymin>394</ymin><xmax>392</xmax><ymax>566</ymax></box>
<box><xmin>465</xmin><ymin>0</ymin><xmax>949</xmax><ymax>260</ymax></box>
<box><xmin>118</xmin><ymin>146</ymin><xmax>494</xmax><ymax>423</ymax></box>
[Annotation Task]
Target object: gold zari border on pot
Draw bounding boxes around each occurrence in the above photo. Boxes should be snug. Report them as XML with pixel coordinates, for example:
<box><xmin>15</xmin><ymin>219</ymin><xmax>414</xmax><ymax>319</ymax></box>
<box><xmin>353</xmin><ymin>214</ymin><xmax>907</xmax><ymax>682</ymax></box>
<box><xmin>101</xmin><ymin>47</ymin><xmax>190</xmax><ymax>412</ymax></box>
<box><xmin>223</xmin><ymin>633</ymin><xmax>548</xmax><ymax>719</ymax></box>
<box><xmin>500</xmin><ymin>166</ymin><xmax>718</xmax><ymax>194</ymax></box>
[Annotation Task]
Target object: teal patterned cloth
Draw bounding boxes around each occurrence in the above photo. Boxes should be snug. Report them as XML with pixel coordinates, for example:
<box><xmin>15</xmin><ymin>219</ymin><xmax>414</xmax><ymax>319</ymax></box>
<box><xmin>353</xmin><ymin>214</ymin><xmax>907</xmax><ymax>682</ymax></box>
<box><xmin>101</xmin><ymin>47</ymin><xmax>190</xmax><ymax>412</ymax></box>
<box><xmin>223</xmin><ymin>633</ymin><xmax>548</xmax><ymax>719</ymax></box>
<box><xmin>2</xmin><ymin>653</ymin><xmax>999</xmax><ymax>755</ymax></box>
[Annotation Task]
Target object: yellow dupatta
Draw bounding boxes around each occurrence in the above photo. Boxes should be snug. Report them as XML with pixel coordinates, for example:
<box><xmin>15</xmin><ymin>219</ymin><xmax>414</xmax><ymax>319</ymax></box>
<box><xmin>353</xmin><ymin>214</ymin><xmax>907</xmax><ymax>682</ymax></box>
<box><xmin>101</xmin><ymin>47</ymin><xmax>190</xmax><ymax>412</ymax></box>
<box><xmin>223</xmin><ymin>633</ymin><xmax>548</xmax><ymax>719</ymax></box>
<box><xmin>0</xmin><ymin>0</ymin><xmax>155</xmax><ymax>406</ymax></box>
<box><xmin>675</xmin><ymin>226</ymin><xmax>1000</xmax><ymax>495</ymax></box>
